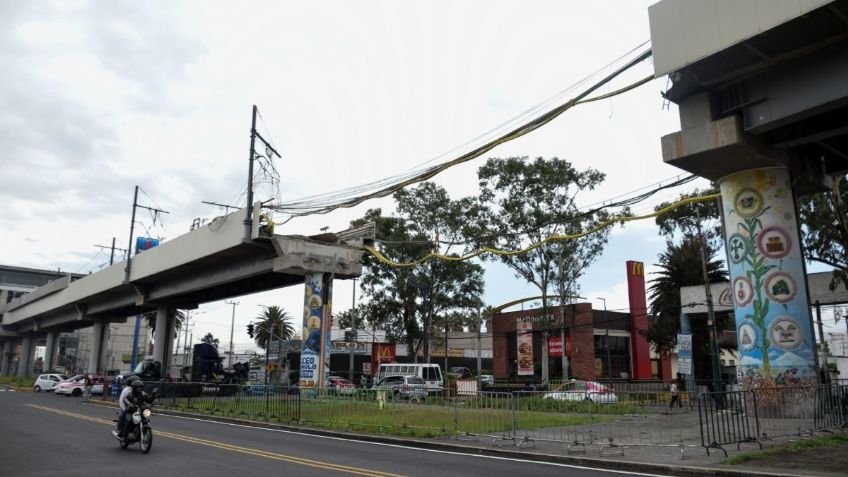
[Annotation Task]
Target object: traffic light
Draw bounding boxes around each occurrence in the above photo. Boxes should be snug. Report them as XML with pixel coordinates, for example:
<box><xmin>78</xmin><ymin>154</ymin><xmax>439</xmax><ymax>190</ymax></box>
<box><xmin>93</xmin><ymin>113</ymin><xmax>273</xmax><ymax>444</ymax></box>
<box><xmin>247</xmin><ymin>323</ymin><xmax>254</xmax><ymax>338</ymax></box>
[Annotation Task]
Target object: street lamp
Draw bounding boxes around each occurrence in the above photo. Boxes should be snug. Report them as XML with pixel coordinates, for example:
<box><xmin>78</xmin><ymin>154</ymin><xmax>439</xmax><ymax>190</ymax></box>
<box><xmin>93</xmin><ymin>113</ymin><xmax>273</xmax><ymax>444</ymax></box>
<box><xmin>596</xmin><ymin>297</ymin><xmax>612</xmax><ymax>383</ymax></box>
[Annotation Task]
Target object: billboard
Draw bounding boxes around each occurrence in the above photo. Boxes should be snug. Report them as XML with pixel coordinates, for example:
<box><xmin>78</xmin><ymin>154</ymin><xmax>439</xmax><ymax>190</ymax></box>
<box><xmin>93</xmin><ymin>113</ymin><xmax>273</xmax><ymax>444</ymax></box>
<box><xmin>370</xmin><ymin>343</ymin><xmax>396</xmax><ymax>375</ymax></box>
<box><xmin>517</xmin><ymin>319</ymin><xmax>533</xmax><ymax>376</ymax></box>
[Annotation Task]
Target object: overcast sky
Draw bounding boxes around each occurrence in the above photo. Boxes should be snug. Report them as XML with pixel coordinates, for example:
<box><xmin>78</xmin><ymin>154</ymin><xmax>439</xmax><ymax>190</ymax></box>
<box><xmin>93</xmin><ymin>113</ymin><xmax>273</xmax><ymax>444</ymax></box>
<box><xmin>6</xmin><ymin>1</ymin><xmax>837</xmax><ymax>355</ymax></box>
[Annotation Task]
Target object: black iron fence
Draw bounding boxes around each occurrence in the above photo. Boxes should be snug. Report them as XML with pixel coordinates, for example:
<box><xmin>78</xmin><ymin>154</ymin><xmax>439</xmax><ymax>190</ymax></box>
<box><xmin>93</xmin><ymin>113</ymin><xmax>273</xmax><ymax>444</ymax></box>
<box><xmin>145</xmin><ymin>382</ymin><xmax>301</xmax><ymax>423</ymax></box>
<box><xmin>697</xmin><ymin>383</ymin><xmax>848</xmax><ymax>456</ymax></box>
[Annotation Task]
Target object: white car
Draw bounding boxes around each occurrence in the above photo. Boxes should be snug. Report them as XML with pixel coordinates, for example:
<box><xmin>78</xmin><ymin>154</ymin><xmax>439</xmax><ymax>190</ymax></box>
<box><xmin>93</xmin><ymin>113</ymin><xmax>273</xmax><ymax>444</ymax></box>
<box><xmin>54</xmin><ymin>375</ymin><xmax>105</xmax><ymax>397</ymax></box>
<box><xmin>542</xmin><ymin>380</ymin><xmax>618</xmax><ymax>404</ymax></box>
<box><xmin>33</xmin><ymin>373</ymin><xmax>68</xmax><ymax>392</ymax></box>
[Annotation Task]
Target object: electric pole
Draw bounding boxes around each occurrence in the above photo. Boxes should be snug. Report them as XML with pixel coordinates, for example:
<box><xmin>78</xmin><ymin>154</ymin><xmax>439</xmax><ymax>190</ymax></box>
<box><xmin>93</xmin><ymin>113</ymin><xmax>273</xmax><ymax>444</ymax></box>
<box><xmin>695</xmin><ymin>207</ymin><xmax>722</xmax><ymax>396</ymax></box>
<box><xmin>124</xmin><ymin>185</ymin><xmax>169</xmax><ymax>283</ymax></box>
<box><xmin>226</xmin><ymin>300</ymin><xmax>239</xmax><ymax>368</ymax></box>
<box><xmin>94</xmin><ymin>238</ymin><xmax>127</xmax><ymax>266</ymax></box>
<box><xmin>243</xmin><ymin>105</ymin><xmax>281</xmax><ymax>241</ymax></box>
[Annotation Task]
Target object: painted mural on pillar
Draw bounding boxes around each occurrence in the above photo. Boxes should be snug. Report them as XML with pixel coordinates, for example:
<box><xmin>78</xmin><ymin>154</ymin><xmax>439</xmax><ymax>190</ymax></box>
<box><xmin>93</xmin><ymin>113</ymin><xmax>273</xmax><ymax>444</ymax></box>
<box><xmin>720</xmin><ymin>167</ymin><xmax>816</xmax><ymax>387</ymax></box>
<box><xmin>300</xmin><ymin>273</ymin><xmax>332</xmax><ymax>388</ymax></box>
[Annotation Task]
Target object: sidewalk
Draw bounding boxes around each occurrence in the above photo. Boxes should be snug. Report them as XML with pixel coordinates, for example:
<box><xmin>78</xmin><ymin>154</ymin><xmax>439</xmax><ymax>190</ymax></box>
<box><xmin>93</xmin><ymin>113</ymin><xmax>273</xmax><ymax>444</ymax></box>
<box><xmin>86</xmin><ymin>400</ymin><xmax>840</xmax><ymax>477</ymax></box>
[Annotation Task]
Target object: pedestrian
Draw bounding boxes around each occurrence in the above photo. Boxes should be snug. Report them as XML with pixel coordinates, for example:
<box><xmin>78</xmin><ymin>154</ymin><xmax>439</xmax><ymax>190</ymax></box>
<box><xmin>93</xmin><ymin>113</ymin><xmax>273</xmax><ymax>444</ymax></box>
<box><xmin>668</xmin><ymin>379</ymin><xmax>680</xmax><ymax>410</ymax></box>
<box><xmin>83</xmin><ymin>373</ymin><xmax>93</xmax><ymax>401</ymax></box>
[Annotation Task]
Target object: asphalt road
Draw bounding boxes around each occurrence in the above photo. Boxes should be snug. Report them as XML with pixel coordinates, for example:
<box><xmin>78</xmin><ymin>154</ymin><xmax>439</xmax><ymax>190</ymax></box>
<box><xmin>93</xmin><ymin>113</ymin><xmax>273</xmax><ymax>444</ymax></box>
<box><xmin>0</xmin><ymin>389</ymin><xmax>674</xmax><ymax>477</ymax></box>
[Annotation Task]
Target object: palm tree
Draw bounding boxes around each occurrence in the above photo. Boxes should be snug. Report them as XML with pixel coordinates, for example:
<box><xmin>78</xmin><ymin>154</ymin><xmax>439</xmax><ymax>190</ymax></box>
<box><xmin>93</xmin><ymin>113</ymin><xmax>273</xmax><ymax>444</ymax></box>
<box><xmin>254</xmin><ymin>306</ymin><xmax>295</xmax><ymax>350</ymax></box>
<box><xmin>646</xmin><ymin>235</ymin><xmax>728</xmax><ymax>380</ymax></box>
<box><xmin>647</xmin><ymin>235</ymin><xmax>727</xmax><ymax>350</ymax></box>
<box><xmin>143</xmin><ymin>308</ymin><xmax>186</xmax><ymax>333</ymax></box>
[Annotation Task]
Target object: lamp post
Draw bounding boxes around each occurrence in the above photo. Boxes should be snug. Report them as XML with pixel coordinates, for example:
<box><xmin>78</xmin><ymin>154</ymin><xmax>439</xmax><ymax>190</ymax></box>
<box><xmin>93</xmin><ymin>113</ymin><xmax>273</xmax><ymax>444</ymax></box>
<box><xmin>597</xmin><ymin>297</ymin><xmax>612</xmax><ymax>383</ymax></box>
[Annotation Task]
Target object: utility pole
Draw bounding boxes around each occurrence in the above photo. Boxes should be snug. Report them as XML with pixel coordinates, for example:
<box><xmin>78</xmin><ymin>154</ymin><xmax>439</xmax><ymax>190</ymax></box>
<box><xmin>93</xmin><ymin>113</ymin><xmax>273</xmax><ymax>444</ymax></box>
<box><xmin>243</xmin><ymin>105</ymin><xmax>281</xmax><ymax>241</ymax></box>
<box><xmin>226</xmin><ymin>300</ymin><xmax>239</xmax><ymax>368</ymax></box>
<box><xmin>558</xmin><ymin>249</ymin><xmax>569</xmax><ymax>380</ymax></box>
<box><xmin>124</xmin><ymin>185</ymin><xmax>169</xmax><ymax>283</ymax></box>
<box><xmin>695</xmin><ymin>209</ymin><xmax>722</xmax><ymax>394</ymax></box>
<box><xmin>349</xmin><ymin>277</ymin><xmax>357</xmax><ymax>382</ymax></box>
<box><xmin>476</xmin><ymin>307</ymin><xmax>482</xmax><ymax>383</ymax></box>
<box><xmin>94</xmin><ymin>238</ymin><xmax>127</xmax><ymax>266</ymax></box>
<box><xmin>597</xmin><ymin>297</ymin><xmax>612</xmax><ymax>382</ymax></box>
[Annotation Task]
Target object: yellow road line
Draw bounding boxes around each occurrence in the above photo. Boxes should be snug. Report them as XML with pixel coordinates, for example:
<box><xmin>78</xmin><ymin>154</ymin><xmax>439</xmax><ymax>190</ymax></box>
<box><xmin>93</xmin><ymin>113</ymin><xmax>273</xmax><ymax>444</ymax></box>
<box><xmin>25</xmin><ymin>404</ymin><xmax>406</xmax><ymax>477</ymax></box>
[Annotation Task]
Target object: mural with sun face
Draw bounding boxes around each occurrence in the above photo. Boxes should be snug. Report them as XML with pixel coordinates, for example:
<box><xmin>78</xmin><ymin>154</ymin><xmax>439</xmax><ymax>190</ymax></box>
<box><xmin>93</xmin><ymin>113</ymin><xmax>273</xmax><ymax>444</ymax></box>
<box><xmin>719</xmin><ymin>168</ymin><xmax>816</xmax><ymax>388</ymax></box>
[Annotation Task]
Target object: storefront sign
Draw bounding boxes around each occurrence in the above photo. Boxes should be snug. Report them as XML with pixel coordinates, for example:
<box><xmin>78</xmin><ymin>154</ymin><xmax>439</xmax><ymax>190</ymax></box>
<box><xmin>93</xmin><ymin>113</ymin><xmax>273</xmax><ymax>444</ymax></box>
<box><xmin>517</xmin><ymin>320</ymin><xmax>534</xmax><ymax>376</ymax></box>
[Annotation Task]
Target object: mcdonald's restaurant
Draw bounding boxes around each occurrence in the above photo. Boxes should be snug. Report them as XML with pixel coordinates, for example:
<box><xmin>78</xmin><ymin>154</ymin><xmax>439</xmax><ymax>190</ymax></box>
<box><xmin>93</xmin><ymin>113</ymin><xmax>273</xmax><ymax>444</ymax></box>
<box><xmin>491</xmin><ymin>261</ymin><xmax>670</xmax><ymax>382</ymax></box>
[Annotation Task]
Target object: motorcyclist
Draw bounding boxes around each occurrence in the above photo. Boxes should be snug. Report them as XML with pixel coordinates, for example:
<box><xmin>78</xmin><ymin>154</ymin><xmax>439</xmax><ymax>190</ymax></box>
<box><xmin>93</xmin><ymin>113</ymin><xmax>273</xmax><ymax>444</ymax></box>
<box><xmin>113</xmin><ymin>377</ymin><xmax>141</xmax><ymax>441</ymax></box>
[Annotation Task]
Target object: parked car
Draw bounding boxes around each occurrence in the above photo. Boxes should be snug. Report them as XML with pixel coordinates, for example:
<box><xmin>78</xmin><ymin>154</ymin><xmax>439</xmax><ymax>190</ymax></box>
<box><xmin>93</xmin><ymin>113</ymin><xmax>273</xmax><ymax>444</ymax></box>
<box><xmin>542</xmin><ymin>379</ymin><xmax>618</xmax><ymax>403</ymax></box>
<box><xmin>327</xmin><ymin>376</ymin><xmax>356</xmax><ymax>395</ymax></box>
<box><xmin>55</xmin><ymin>375</ymin><xmax>105</xmax><ymax>397</ymax></box>
<box><xmin>372</xmin><ymin>375</ymin><xmax>428</xmax><ymax>400</ymax></box>
<box><xmin>33</xmin><ymin>373</ymin><xmax>68</xmax><ymax>392</ymax></box>
<box><xmin>449</xmin><ymin>367</ymin><xmax>472</xmax><ymax>378</ymax></box>
<box><xmin>479</xmin><ymin>374</ymin><xmax>495</xmax><ymax>386</ymax></box>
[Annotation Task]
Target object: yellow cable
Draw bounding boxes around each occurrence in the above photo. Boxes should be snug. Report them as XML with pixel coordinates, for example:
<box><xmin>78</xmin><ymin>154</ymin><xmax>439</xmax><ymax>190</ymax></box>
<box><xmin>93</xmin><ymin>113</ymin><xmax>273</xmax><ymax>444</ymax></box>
<box><xmin>365</xmin><ymin>193</ymin><xmax>720</xmax><ymax>268</ymax></box>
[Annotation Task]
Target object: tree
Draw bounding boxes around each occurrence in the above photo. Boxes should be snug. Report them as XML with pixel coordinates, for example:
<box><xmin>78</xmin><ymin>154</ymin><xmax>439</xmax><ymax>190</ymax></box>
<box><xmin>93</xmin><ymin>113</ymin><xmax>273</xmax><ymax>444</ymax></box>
<box><xmin>334</xmin><ymin>307</ymin><xmax>365</xmax><ymax>331</ymax></box>
<box><xmin>655</xmin><ymin>183</ymin><xmax>848</xmax><ymax>290</ymax></box>
<box><xmin>253</xmin><ymin>306</ymin><xmax>295</xmax><ymax>350</ymax></box>
<box><xmin>474</xmin><ymin>156</ymin><xmax>613</xmax><ymax>382</ymax></box>
<box><xmin>799</xmin><ymin>178</ymin><xmax>848</xmax><ymax>289</ymax></box>
<box><xmin>354</xmin><ymin>182</ymin><xmax>485</xmax><ymax>359</ymax></box>
<box><xmin>646</xmin><ymin>236</ymin><xmax>730</xmax><ymax>380</ymax></box>
<box><xmin>143</xmin><ymin>308</ymin><xmax>186</xmax><ymax>333</ymax></box>
<box><xmin>200</xmin><ymin>332</ymin><xmax>220</xmax><ymax>349</ymax></box>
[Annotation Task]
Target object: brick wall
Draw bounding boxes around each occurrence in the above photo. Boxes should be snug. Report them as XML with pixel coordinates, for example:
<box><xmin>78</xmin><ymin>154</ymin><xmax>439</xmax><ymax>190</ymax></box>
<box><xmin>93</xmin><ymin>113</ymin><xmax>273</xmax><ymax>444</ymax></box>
<box><xmin>570</xmin><ymin>303</ymin><xmax>596</xmax><ymax>381</ymax></box>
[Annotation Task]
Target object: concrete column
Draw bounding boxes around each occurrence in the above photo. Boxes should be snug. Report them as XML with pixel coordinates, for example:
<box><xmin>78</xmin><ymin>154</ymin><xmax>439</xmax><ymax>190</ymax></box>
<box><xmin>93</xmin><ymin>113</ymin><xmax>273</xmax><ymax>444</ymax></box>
<box><xmin>87</xmin><ymin>321</ymin><xmax>105</xmax><ymax>374</ymax></box>
<box><xmin>44</xmin><ymin>331</ymin><xmax>58</xmax><ymax>372</ymax></box>
<box><xmin>300</xmin><ymin>273</ymin><xmax>333</xmax><ymax>389</ymax></box>
<box><xmin>152</xmin><ymin>305</ymin><xmax>170</xmax><ymax>368</ymax></box>
<box><xmin>719</xmin><ymin>167</ymin><xmax>818</xmax><ymax>387</ymax></box>
<box><xmin>1</xmin><ymin>340</ymin><xmax>12</xmax><ymax>376</ymax></box>
<box><xmin>17</xmin><ymin>335</ymin><xmax>34</xmax><ymax>378</ymax></box>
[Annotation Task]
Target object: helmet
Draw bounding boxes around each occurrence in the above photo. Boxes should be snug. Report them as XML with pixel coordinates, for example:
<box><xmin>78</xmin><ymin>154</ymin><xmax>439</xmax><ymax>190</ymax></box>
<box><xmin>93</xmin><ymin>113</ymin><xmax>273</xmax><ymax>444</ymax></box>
<box><xmin>131</xmin><ymin>380</ymin><xmax>144</xmax><ymax>392</ymax></box>
<box><xmin>124</xmin><ymin>375</ymin><xmax>140</xmax><ymax>386</ymax></box>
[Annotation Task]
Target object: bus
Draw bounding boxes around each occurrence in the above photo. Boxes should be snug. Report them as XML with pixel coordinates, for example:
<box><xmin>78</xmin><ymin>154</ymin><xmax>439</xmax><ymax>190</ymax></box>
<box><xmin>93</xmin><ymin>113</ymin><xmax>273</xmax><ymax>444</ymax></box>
<box><xmin>376</xmin><ymin>363</ymin><xmax>443</xmax><ymax>391</ymax></box>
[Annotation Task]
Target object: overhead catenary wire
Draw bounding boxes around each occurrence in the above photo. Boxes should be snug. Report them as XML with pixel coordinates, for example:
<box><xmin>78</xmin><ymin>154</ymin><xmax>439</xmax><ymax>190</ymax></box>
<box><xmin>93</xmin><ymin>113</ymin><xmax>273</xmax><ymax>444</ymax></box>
<box><xmin>266</xmin><ymin>45</ymin><xmax>654</xmax><ymax>220</ymax></box>
<box><xmin>365</xmin><ymin>192</ymin><xmax>722</xmax><ymax>268</ymax></box>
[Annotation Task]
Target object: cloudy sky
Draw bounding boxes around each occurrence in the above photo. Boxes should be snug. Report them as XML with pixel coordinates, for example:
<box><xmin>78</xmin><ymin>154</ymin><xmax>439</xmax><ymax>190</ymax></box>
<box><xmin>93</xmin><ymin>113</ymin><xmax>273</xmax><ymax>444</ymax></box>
<box><xmin>10</xmin><ymin>1</ymin><xmax>837</xmax><ymax>356</ymax></box>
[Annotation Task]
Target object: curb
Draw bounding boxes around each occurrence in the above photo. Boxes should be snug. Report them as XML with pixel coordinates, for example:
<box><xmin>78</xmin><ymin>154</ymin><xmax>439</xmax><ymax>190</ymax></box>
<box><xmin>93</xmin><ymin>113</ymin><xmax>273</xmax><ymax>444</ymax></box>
<box><xmin>84</xmin><ymin>401</ymin><xmax>817</xmax><ymax>477</ymax></box>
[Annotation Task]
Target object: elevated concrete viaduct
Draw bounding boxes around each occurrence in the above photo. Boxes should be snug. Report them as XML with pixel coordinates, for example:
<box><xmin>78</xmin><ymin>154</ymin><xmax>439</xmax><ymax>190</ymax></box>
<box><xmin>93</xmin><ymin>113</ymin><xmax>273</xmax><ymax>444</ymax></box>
<box><xmin>0</xmin><ymin>204</ymin><xmax>365</xmax><ymax>377</ymax></box>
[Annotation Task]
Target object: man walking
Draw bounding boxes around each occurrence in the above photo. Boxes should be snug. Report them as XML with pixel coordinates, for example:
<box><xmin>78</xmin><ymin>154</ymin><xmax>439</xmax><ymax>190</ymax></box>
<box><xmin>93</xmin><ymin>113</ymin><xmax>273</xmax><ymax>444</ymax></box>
<box><xmin>668</xmin><ymin>375</ymin><xmax>681</xmax><ymax>410</ymax></box>
<box><xmin>83</xmin><ymin>374</ymin><xmax>93</xmax><ymax>401</ymax></box>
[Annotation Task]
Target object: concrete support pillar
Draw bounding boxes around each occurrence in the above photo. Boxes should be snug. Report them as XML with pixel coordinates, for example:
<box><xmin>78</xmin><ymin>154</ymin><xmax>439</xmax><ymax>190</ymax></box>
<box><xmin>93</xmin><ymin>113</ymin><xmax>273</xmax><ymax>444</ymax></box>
<box><xmin>719</xmin><ymin>167</ymin><xmax>818</xmax><ymax>387</ymax></box>
<box><xmin>299</xmin><ymin>272</ymin><xmax>333</xmax><ymax>389</ymax></box>
<box><xmin>44</xmin><ymin>331</ymin><xmax>58</xmax><ymax>372</ymax></box>
<box><xmin>17</xmin><ymin>335</ymin><xmax>34</xmax><ymax>378</ymax></box>
<box><xmin>152</xmin><ymin>306</ymin><xmax>173</xmax><ymax>372</ymax></box>
<box><xmin>88</xmin><ymin>321</ymin><xmax>105</xmax><ymax>374</ymax></box>
<box><xmin>1</xmin><ymin>340</ymin><xmax>13</xmax><ymax>376</ymax></box>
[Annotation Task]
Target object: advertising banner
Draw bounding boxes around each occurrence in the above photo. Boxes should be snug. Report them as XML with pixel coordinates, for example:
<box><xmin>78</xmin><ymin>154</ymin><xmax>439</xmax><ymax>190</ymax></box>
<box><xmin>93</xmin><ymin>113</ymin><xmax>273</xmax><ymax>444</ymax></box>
<box><xmin>135</xmin><ymin>237</ymin><xmax>159</xmax><ymax>254</ymax></box>
<box><xmin>720</xmin><ymin>167</ymin><xmax>817</xmax><ymax>386</ymax></box>
<box><xmin>517</xmin><ymin>319</ymin><xmax>534</xmax><ymax>376</ymax></box>
<box><xmin>677</xmin><ymin>333</ymin><xmax>693</xmax><ymax>375</ymax></box>
<box><xmin>548</xmin><ymin>336</ymin><xmax>562</xmax><ymax>357</ymax></box>
<box><xmin>300</xmin><ymin>273</ymin><xmax>332</xmax><ymax>388</ymax></box>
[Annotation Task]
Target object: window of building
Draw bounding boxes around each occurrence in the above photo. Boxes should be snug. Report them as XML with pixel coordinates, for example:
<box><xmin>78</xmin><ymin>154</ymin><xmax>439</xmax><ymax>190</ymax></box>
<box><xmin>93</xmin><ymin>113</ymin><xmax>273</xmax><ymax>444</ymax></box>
<box><xmin>593</xmin><ymin>335</ymin><xmax>630</xmax><ymax>379</ymax></box>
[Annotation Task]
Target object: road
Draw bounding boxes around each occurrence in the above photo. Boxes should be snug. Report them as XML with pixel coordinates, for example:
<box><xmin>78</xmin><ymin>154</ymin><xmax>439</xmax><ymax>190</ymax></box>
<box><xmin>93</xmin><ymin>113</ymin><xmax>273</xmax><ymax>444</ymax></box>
<box><xmin>0</xmin><ymin>389</ymin><xmax>673</xmax><ymax>477</ymax></box>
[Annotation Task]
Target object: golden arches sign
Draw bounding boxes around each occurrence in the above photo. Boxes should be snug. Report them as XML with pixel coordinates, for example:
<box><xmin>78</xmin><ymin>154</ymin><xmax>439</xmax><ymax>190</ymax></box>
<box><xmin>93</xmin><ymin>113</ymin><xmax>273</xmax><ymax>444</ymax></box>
<box><xmin>630</xmin><ymin>261</ymin><xmax>644</xmax><ymax>277</ymax></box>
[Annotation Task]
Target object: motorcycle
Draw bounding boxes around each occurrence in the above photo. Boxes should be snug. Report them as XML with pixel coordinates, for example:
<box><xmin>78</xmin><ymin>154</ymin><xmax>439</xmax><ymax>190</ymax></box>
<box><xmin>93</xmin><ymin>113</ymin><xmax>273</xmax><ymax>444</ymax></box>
<box><xmin>112</xmin><ymin>396</ymin><xmax>154</xmax><ymax>453</ymax></box>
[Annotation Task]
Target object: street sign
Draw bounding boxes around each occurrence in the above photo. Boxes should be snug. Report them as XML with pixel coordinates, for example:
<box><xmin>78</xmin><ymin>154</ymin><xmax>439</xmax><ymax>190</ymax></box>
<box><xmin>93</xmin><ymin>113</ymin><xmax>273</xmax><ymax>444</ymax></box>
<box><xmin>677</xmin><ymin>333</ymin><xmax>693</xmax><ymax>375</ymax></box>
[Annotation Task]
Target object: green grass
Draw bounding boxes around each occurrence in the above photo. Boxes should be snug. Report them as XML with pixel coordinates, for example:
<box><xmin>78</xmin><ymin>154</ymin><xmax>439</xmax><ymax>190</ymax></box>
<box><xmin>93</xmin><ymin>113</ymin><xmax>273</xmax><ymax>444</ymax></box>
<box><xmin>0</xmin><ymin>376</ymin><xmax>34</xmax><ymax>388</ymax></box>
<box><xmin>158</xmin><ymin>393</ymin><xmax>614</xmax><ymax>438</ymax></box>
<box><xmin>721</xmin><ymin>432</ymin><xmax>848</xmax><ymax>465</ymax></box>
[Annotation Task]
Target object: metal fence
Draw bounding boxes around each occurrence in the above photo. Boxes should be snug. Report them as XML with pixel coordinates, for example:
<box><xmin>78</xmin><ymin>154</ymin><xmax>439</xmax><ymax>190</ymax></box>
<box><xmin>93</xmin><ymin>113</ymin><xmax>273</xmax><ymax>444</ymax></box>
<box><xmin>697</xmin><ymin>383</ymin><xmax>848</xmax><ymax>456</ymax></box>
<box><xmin>104</xmin><ymin>380</ymin><xmax>848</xmax><ymax>457</ymax></box>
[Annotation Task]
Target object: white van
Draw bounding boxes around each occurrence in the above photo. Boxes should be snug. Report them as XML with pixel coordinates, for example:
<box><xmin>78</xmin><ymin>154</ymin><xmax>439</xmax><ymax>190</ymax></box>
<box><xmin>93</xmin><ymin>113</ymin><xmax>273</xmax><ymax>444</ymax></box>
<box><xmin>376</xmin><ymin>363</ymin><xmax>443</xmax><ymax>391</ymax></box>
